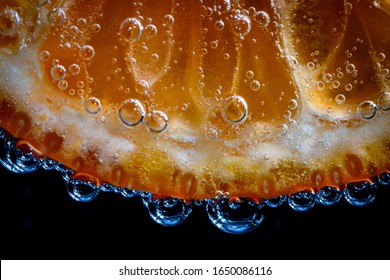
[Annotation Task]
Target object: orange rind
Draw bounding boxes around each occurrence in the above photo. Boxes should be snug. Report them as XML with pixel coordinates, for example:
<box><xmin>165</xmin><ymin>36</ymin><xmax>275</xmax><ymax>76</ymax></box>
<box><xmin>0</xmin><ymin>0</ymin><xmax>389</xmax><ymax>219</ymax></box>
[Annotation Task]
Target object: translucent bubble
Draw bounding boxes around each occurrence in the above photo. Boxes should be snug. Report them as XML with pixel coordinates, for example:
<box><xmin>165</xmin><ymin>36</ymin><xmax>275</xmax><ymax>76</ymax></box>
<box><xmin>118</xmin><ymin>99</ymin><xmax>145</xmax><ymax>127</ymax></box>
<box><xmin>316</xmin><ymin>116</ymin><xmax>326</xmax><ymax>127</ymax></box>
<box><xmin>316</xmin><ymin>186</ymin><xmax>342</xmax><ymax>206</ymax></box>
<box><xmin>69</xmin><ymin>64</ymin><xmax>81</xmax><ymax>75</ymax></box>
<box><xmin>0</xmin><ymin>8</ymin><xmax>21</xmax><ymax>36</ymax></box>
<box><xmin>345</xmin><ymin>63</ymin><xmax>355</xmax><ymax>73</ymax></box>
<box><xmin>357</xmin><ymin>100</ymin><xmax>377</xmax><ymax>120</ymax></box>
<box><xmin>79</xmin><ymin>45</ymin><xmax>95</xmax><ymax>60</ymax></box>
<box><xmin>231</xmin><ymin>14</ymin><xmax>251</xmax><ymax>38</ymax></box>
<box><xmin>332</xmin><ymin>80</ymin><xmax>340</xmax><ymax>88</ymax></box>
<box><xmin>345</xmin><ymin>83</ymin><xmax>353</xmax><ymax>91</ymax></box>
<box><xmin>91</xmin><ymin>23</ymin><xmax>101</xmax><ymax>33</ymax></box>
<box><xmin>264</xmin><ymin>195</ymin><xmax>287</xmax><ymax>208</ymax></box>
<box><xmin>335</xmin><ymin>94</ymin><xmax>346</xmax><ymax>105</ymax></box>
<box><xmin>343</xmin><ymin>181</ymin><xmax>377</xmax><ymax>206</ymax></box>
<box><xmin>377</xmin><ymin>52</ymin><xmax>385</xmax><ymax>62</ymax></box>
<box><xmin>48</xmin><ymin>8</ymin><xmax>66</xmax><ymax>26</ymax></box>
<box><xmin>67</xmin><ymin>179</ymin><xmax>100</xmax><ymax>202</ymax></box>
<box><xmin>84</xmin><ymin>97</ymin><xmax>102</xmax><ymax>114</ymax></box>
<box><xmin>253</xmin><ymin>11</ymin><xmax>270</xmax><ymax>28</ymax></box>
<box><xmin>288</xmin><ymin>99</ymin><xmax>298</xmax><ymax>110</ymax></box>
<box><xmin>58</xmin><ymin>80</ymin><xmax>68</xmax><ymax>91</ymax></box>
<box><xmin>215</xmin><ymin>0</ymin><xmax>231</xmax><ymax>13</ymax></box>
<box><xmin>151</xmin><ymin>53</ymin><xmax>159</xmax><ymax>62</ymax></box>
<box><xmin>276</xmin><ymin>124</ymin><xmax>288</xmax><ymax>136</ymax></box>
<box><xmin>210</xmin><ymin>40</ymin><xmax>218</xmax><ymax>49</ymax></box>
<box><xmin>223</xmin><ymin>53</ymin><xmax>230</xmax><ymax>60</ymax></box>
<box><xmin>39</xmin><ymin>50</ymin><xmax>50</xmax><ymax>61</ymax></box>
<box><xmin>120</xmin><ymin>17</ymin><xmax>143</xmax><ymax>43</ymax></box>
<box><xmin>163</xmin><ymin>14</ymin><xmax>174</xmax><ymax>26</ymax></box>
<box><xmin>250</xmin><ymin>80</ymin><xmax>261</xmax><ymax>91</ymax></box>
<box><xmin>315</xmin><ymin>81</ymin><xmax>325</xmax><ymax>91</ymax></box>
<box><xmin>214</xmin><ymin>19</ymin><xmax>225</xmax><ymax>31</ymax></box>
<box><xmin>245</xmin><ymin>70</ymin><xmax>254</xmax><ymax>79</ymax></box>
<box><xmin>377</xmin><ymin>91</ymin><xmax>390</xmax><ymax>111</ymax></box>
<box><xmin>306</xmin><ymin>62</ymin><xmax>315</xmax><ymax>71</ymax></box>
<box><xmin>143</xmin><ymin>196</ymin><xmax>192</xmax><ymax>226</ymax></box>
<box><xmin>288</xmin><ymin>190</ymin><xmax>316</xmax><ymax>211</ymax></box>
<box><xmin>135</xmin><ymin>80</ymin><xmax>149</xmax><ymax>95</ymax></box>
<box><xmin>222</xmin><ymin>95</ymin><xmax>248</xmax><ymax>124</ymax></box>
<box><xmin>51</xmin><ymin>64</ymin><xmax>66</xmax><ymax>80</ymax></box>
<box><xmin>146</xmin><ymin>110</ymin><xmax>169</xmax><ymax>132</ymax></box>
<box><xmin>322</xmin><ymin>73</ymin><xmax>332</xmax><ymax>83</ymax></box>
<box><xmin>77</xmin><ymin>17</ymin><xmax>87</xmax><ymax>27</ymax></box>
<box><xmin>144</xmin><ymin>24</ymin><xmax>157</xmax><ymax>38</ymax></box>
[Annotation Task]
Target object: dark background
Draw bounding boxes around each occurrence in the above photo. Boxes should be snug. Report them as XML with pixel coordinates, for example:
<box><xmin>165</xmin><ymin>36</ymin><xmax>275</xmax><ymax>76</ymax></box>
<box><xmin>1</xmin><ymin>164</ymin><xmax>389</xmax><ymax>260</ymax></box>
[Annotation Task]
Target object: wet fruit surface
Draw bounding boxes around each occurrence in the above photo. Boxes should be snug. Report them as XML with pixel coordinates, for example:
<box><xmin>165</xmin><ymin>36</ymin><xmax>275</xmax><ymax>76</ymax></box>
<box><xmin>0</xmin><ymin>0</ymin><xmax>389</xmax><ymax>200</ymax></box>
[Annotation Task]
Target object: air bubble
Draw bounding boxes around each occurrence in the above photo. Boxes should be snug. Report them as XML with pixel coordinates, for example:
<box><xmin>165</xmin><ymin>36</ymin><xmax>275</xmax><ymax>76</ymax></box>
<box><xmin>377</xmin><ymin>91</ymin><xmax>390</xmax><ymax>111</ymax></box>
<box><xmin>357</xmin><ymin>100</ymin><xmax>377</xmax><ymax>120</ymax></box>
<box><xmin>120</xmin><ymin>17</ymin><xmax>143</xmax><ymax>43</ymax></box>
<box><xmin>253</xmin><ymin>11</ymin><xmax>270</xmax><ymax>28</ymax></box>
<box><xmin>51</xmin><ymin>65</ymin><xmax>66</xmax><ymax>80</ymax></box>
<box><xmin>245</xmin><ymin>70</ymin><xmax>254</xmax><ymax>79</ymax></box>
<box><xmin>135</xmin><ymin>80</ymin><xmax>149</xmax><ymax>95</ymax></box>
<box><xmin>48</xmin><ymin>8</ymin><xmax>66</xmax><ymax>26</ymax></box>
<box><xmin>343</xmin><ymin>181</ymin><xmax>377</xmax><ymax>206</ymax></box>
<box><xmin>91</xmin><ymin>23</ymin><xmax>101</xmax><ymax>33</ymax></box>
<box><xmin>69</xmin><ymin>64</ymin><xmax>81</xmax><ymax>75</ymax></box>
<box><xmin>67</xmin><ymin>178</ymin><xmax>100</xmax><ymax>202</ymax></box>
<box><xmin>288</xmin><ymin>99</ymin><xmax>298</xmax><ymax>110</ymax></box>
<box><xmin>315</xmin><ymin>81</ymin><xmax>325</xmax><ymax>91</ymax></box>
<box><xmin>250</xmin><ymin>80</ymin><xmax>261</xmax><ymax>91</ymax></box>
<box><xmin>79</xmin><ymin>45</ymin><xmax>95</xmax><ymax>60</ymax></box>
<box><xmin>345</xmin><ymin>63</ymin><xmax>356</xmax><ymax>73</ymax></box>
<box><xmin>58</xmin><ymin>80</ymin><xmax>68</xmax><ymax>91</ymax></box>
<box><xmin>288</xmin><ymin>190</ymin><xmax>316</xmax><ymax>211</ymax></box>
<box><xmin>144</xmin><ymin>24</ymin><xmax>157</xmax><ymax>38</ymax></box>
<box><xmin>0</xmin><ymin>8</ymin><xmax>21</xmax><ymax>36</ymax></box>
<box><xmin>316</xmin><ymin>186</ymin><xmax>342</xmax><ymax>206</ymax></box>
<box><xmin>214</xmin><ymin>20</ymin><xmax>225</xmax><ymax>31</ymax></box>
<box><xmin>345</xmin><ymin>83</ymin><xmax>353</xmax><ymax>91</ymax></box>
<box><xmin>84</xmin><ymin>97</ymin><xmax>102</xmax><ymax>114</ymax></box>
<box><xmin>222</xmin><ymin>95</ymin><xmax>248</xmax><ymax>124</ymax></box>
<box><xmin>377</xmin><ymin>52</ymin><xmax>385</xmax><ymax>62</ymax></box>
<box><xmin>163</xmin><ymin>14</ymin><xmax>174</xmax><ymax>26</ymax></box>
<box><xmin>231</xmin><ymin>14</ymin><xmax>251</xmax><ymax>38</ymax></box>
<box><xmin>146</xmin><ymin>111</ymin><xmax>169</xmax><ymax>132</ymax></box>
<box><xmin>276</xmin><ymin>124</ymin><xmax>288</xmax><ymax>136</ymax></box>
<box><xmin>316</xmin><ymin>117</ymin><xmax>326</xmax><ymax>127</ymax></box>
<box><xmin>335</xmin><ymin>94</ymin><xmax>346</xmax><ymax>105</ymax></box>
<box><xmin>39</xmin><ymin>50</ymin><xmax>50</xmax><ymax>61</ymax></box>
<box><xmin>118</xmin><ymin>99</ymin><xmax>145</xmax><ymax>127</ymax></box>
<box><xmin>322</xmin><ymin>73</ymin><xmax>332</xmax><ymax>83</ymax></box>
<box><xmin>332</xmin><ymin>80</ymin><xmax>340</xmax><ymax>88</ymax></box>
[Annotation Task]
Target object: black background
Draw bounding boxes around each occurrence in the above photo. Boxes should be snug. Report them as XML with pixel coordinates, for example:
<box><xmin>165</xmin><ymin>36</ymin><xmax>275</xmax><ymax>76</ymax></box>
<box><xmin>1</xmin><ymin>164</ymin><xmax>389</xmax><ymax>260</ymax></box>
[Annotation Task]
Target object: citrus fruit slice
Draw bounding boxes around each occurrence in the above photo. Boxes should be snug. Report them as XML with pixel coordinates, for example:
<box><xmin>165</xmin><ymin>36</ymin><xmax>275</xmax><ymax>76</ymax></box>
<box><xmin>0</xmin><ymin>0</ymin><xmax>389</xmax><ymax>200</ymax></box>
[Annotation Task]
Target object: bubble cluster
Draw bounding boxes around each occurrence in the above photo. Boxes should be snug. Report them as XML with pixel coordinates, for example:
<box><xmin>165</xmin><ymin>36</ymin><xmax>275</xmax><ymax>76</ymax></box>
<box><xmin>253</xmin><ymin>11</ymin><xmax>270</xmax><ymax>28</ymax></box>
<box><xmin>48</xmin><ymin>8</ymin><xmax>66</xmax><ymax>26</ymax></box>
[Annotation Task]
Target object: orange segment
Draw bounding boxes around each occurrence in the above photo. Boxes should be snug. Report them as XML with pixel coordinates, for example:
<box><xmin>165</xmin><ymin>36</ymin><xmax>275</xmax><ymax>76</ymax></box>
<box><xmin>0</xmin><ymin>0</ymin><xmax>389</xmax><ymax>200</ymax></box>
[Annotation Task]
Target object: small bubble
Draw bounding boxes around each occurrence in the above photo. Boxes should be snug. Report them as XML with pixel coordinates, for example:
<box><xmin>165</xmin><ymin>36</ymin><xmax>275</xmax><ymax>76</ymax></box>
<box><xmin>222</xmin><ymin>95</ymin><xmax>248</xmax><ymax>124</ymax></box>
<box><xmin>146</xmin><ymin>110</ymin><xmax>169</xmax><ymax>132</ymax></box>
<box><xmin>306</xmin><ymin>62</ymin><xmax>315</xmax><ymax>71</ymax></box>
<box><xmin>250</xmin><ymin>80</ymin><xmax>261</xmax><ymax>91</ymax></box>
<box><xmin>79</xmin><ymin>45</ymin><xmax>95</xmax><ymax>60</ymax></box>
<box><xmin>96</xmin><ymin>115</ymin><xmax>106</xmax><ymax>126</ymax></box>
<box><xmin>345</xmin><ymin>63</ymin><xmax>355</xmax><ymax>73</ymax></box>
<box><xmin>215</xmin><ymin>19</ymin><xmax>225</xmax><ymax>31</ymax></box>
<box><xmin>135</xmin><ymin>80</ymin><xmax>149</xmax><ymax>95</ymax></box>
<box><xmin>253</xmin><ymin>11</ymin><xmax>270</xmax><ymax>28</ymax></box>
<box><xmin>231</xmin><ymin>14</ymin><xmax>251</xmax><ymax>38</ymax></box>
<box><xmin>335</xmin><ymin>94</ymin><xmax>346</xmax><ymax>105</ymax></box>
<box><xmin>245</xmin><ymin>70</ymin><xmax>254</xmax><ymax>79</ymax></box>
<box><xmin>84</xmin><ymin>97</ymin><xmax>102</xmax><ymax>114</ymax></box>
<box><xmin>118</xmin><ymin>99</ymin><xmax>145</xmax><ymax>127</ymax></box>
<box><xmin>210</xmin><ymin>40</ymin><xmax>218</xmax><ymax>49</ymax></box>
<box><xmin>332</xmin><ymin>80</ymin><xmax>340</xmax><ymax>88</ymax></box>
<box><xmin>223</xmin><ymin>53</ymin><xmax>230</xmax><ymax>60</ymax></box>
<box><xmin>316</xmin><ymin>117</ymin><xmax>326</xmax><ymax>127</ymax></box>
<box><xmin>77</xmin><ymin>18</ymin><xmax>87</xmax><ymax>27</ymax></box>
<box><xmin>0</xmin><ymin>8</ymin><xmax>21</xmax><ymax>36</ymax></box>
<box><xmin>58</xmin><ymin>80</ymin><xmax>68</xmax><ymax>91</ymax></box>
<box><xmin>39</xmin><ymin>50</ymin><xmax>50</xmax><ymax>61</ymax></box>
<box><xmin>322</xmin><ymin>73</ymin><xmax>332</xmax><ymax>83</ymax></box>
<box><xmin>315</xmin><ymin>81</ymin><xmax>325</xmax><ymax>91</ymax></box>
<box><xmin>276</xmin><ymin>124</ymin><xmax>288</xmax><ymax>136</ymax></box>
<box><xmin>120</xmin><ymin>17</ymin><xmax>143</xmax><ymax>43</ymax></box>
<box><xmin>205</xmin><ymin>126</ymin><xmax>218</xmax><ymax>140</ymax></box>
<box><xmin>357</xmin><ymin>100</ymin><xmax>377</xmax><ymax>120</ymax></box>
<box><xmin>91</xmin><ymin>23</ymin><xmax>101</xmax><ymax>33</ymax></box>
<box><xmin>144</xmin><ymin>24</ymin><xmax>157</xmax><ymax>38</ymax></box>
<box><xmin>48</xmin><ymin>8</ymin><xmax>66</xmax><ymax>26</ymax></box>
<box><xmin>345</xmin><ymin>83</ymin><xmax>353</xmax><ymax>91</ymax></box>
<box><xmin>163</xmin><ymin>14</ymin><xmax>174</xmax><ymax>26</ymax></box>
<box><xmin>151</xmin><ymin>53</ymin><xmax>159</xmax><ymax>62</ymax></box>
<box><xmin>288</xmin><ymin>99</ymin><xmax>298</xmax><ymax>110</ymax></box>
<box><xmin>77</xmin><ymin>81</ymin><xmax>84</xmax><ymax>89</ymax></box>
<box><xmin>377</xmin><ymin>91</ymin><xmax>390</xmax><ymax>111</ymax></box>
<box><xmin>377</xmin><ymin>53</ymin><xmax>385</xmax><ymax>62</ymax></box>
<box><xmin>51</xmin><ymin>65</ymin><xmax>66</xmax><ymax>80</ymax></box>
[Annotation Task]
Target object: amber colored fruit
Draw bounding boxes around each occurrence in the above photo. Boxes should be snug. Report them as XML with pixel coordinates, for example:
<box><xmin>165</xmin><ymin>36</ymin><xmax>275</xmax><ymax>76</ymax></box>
<box><xmin>0</xmin><ymin>0</ymin><xmax>389</xmax><ymax>199</ymax></box>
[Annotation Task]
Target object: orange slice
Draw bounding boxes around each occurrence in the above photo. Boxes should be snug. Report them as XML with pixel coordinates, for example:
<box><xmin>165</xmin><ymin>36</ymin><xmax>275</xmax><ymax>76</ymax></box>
<box><xmin>0</xmin><ymin>0</ymin><xmax>389</xmax><ymax>200</ymax></box>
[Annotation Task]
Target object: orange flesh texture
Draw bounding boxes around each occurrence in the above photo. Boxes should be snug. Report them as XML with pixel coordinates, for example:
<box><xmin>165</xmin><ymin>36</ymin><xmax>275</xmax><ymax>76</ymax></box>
<box><xmin>0</xmin><ymin>0</ymin><xmax>389</xmax><ymax>200</ymax></box>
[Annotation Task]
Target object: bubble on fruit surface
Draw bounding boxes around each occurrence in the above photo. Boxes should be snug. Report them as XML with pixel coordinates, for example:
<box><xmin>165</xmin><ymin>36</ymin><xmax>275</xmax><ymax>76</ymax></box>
<box><xmin>250</xmin><ymin>80</ymin><xmax>261</xmax><ymax>91</ymax></box>
<box><xmin>0</xmin><ymin>8</ymin><xmax>21</xmax><ymax>36</ymax></box>
<box><xmin>231</xmin><ymin>14</ymin><xmax>251</xmax><ymax>38</ymax></box>
<box><xmin>288</xmin><ymin>99</ymin><xmax>298</xmax><ymax>110</ymax></box>
<box><xmin>144</xmin><ymin>24</ymin><xmax>157</xmax><ymax>38</ymax></box>
<box><xmin>84</xmin><ymin>97</ymin><xmax>102</xmax><ymax>114</ymax></box>
<box><xmin>163</xmin><ymin>14</ymin><xmax>174</xmax><ymax>26</ymax></box>
<box><xmin>253</xmin><ymin>11</ymin><xmax>270</xmax><ymax>28</ymax></box>
<box><xmin>135</xmin><ymin>80</ymin><xmax>150</xmax><ymax>95</ymax></box>
<box><xmin>335</xmin><ymin>94</ymin><xmax>346</xmax><ymax>105</ymax></box>
<box><xmin>146</xmin><ymin>111</ymin><xmax>169</xmax><ymax>133</ymax></box>
<box><xmin>222</xmin><ymin>95</ymin><xmax>248</xmax><ymax>124</ymax></box>
<box><xmin>118</xmin><ymin>99</ymin><xmax>145</xmax><ymax>127</ymax></box>
<box><xmin>276</xmin><ymin>124</ymin><xmax>288</xmax><ymax>136</ymax></box>
<box><xmin>357</xmin><ymin>100</ymin><xmax>377</xmax><ymax>120</ymax></box>
<box><xmin>79</xmin><ymin>45</ymin><xmax>95</xmax><ymax>60</ymax></box>
<box><xmin>51</xmin><ymin>65</ymin><xmax>66</xmax><ymax>80</ymax></box>
<box><xmin>120</xmin><ymin>17</ymin><xmax>143</xmax><ymax>43</ymax></box>
<box><xmin>377</xmin><ymin>91</ymin><xmax>390</xmax><ymax>111</ymax></box>
<box><xmin>48</xmin><ymin>8</ymin><xmax>66</xmax><ymax>26</ymax></box>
